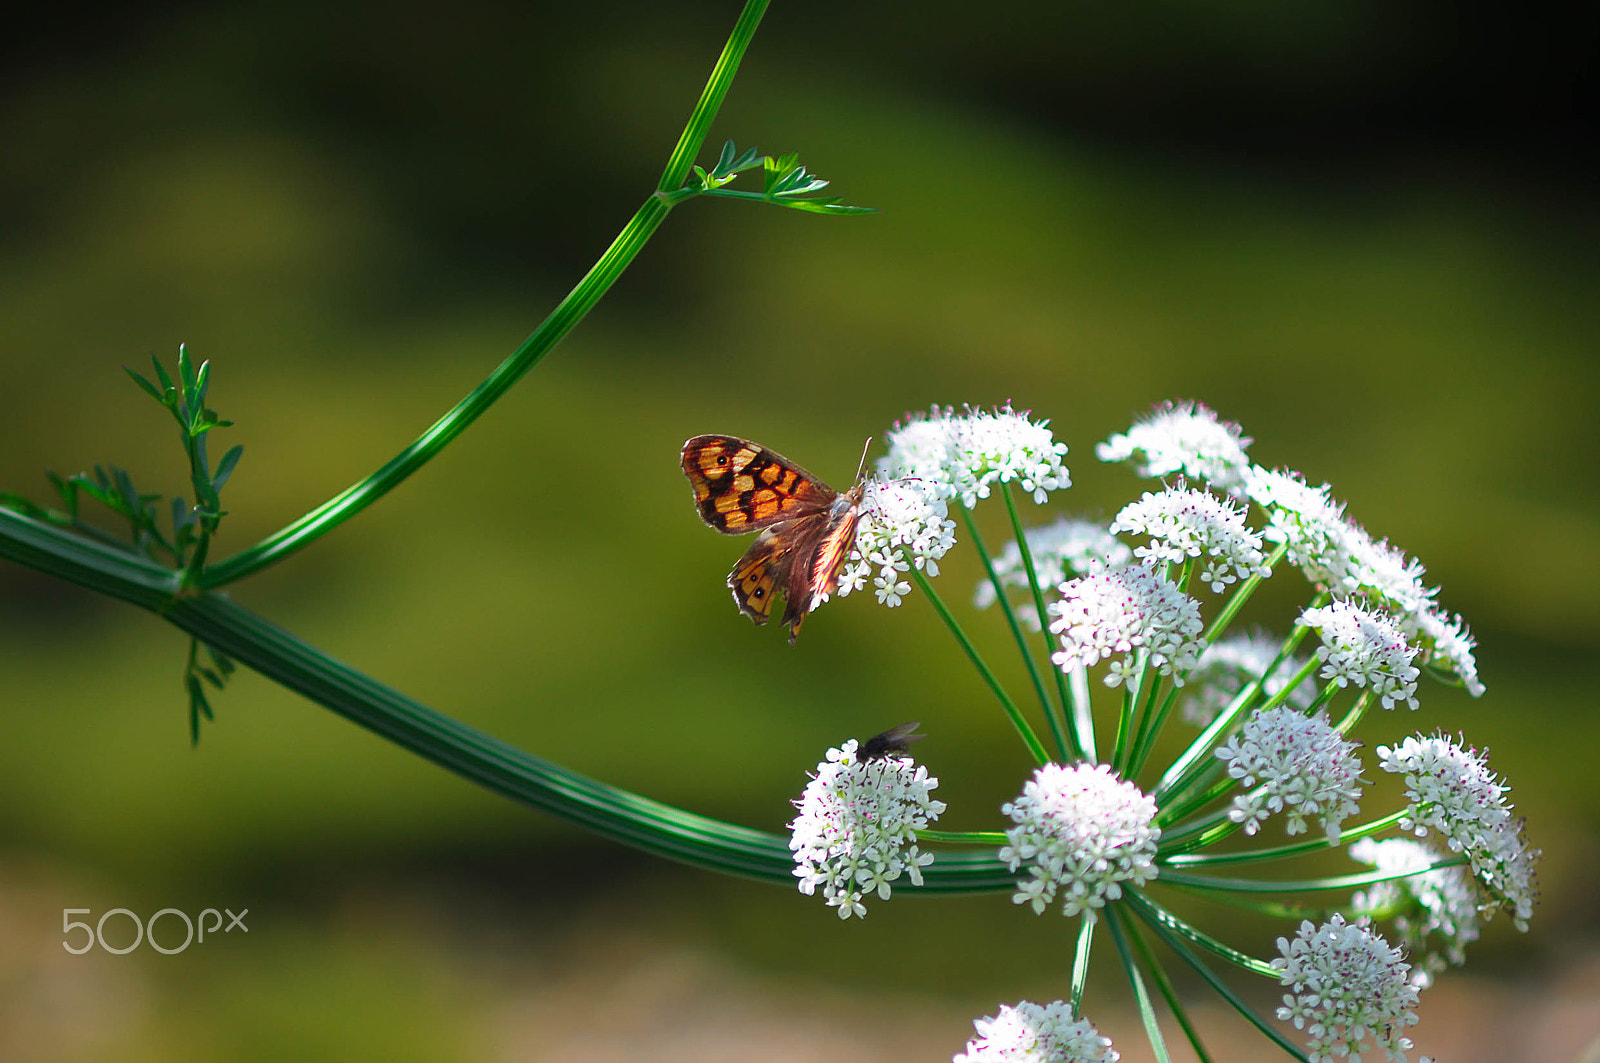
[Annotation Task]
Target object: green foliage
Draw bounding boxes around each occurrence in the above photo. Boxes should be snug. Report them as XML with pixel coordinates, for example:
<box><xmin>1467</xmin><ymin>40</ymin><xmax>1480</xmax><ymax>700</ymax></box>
<box><xmin>0</xmin><ymin>345</ymin><xmax>243</xmax><ymax>739</ymax></box>
<box><xmin>687</xmin><ymin>139</ymin><xmax>875</xmax><ymax>214</ymax></box>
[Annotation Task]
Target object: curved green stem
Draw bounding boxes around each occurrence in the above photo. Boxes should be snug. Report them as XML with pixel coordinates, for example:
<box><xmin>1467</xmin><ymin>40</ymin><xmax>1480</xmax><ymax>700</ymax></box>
<box><xmin>198</xmin><ymin>195</ymin><xmax>672</xmax><ymax>588</ymax></box>
<box><xmin>910</xmin><ymin>566</ymin><xmax>1051</xmax><ymax>766</ymax></box>
<box><xmin>0</xmin><ymin>509</ymin><xmax>1018</xmax><ymax>892</ymax></box>
<box><xmin>199</xmin><ymin>0</ymin><xmax>775</xmax><ymax>589</ymax></box>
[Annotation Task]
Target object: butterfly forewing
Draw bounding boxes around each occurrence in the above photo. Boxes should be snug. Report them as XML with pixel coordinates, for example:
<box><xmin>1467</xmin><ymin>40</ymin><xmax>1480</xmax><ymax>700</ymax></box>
<box><xmin>681</xmin><ymin>434</ymin><xmax>836</xmax><ymax>534</ymax></box>
<box><xmin>681</xmin><ymin>435</ymin><xmax>864</xmax><ymax>642</ymax></box>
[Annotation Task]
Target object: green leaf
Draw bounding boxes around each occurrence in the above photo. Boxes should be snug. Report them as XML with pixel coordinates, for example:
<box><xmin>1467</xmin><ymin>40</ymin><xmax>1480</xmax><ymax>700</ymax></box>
<box><xmin>124</xmin><ymin>366</ymin><xmax>165</xmax><ymax>404</ymax></box>
<box><xmin>213</xmin><ymin>445</ymin><xmax>244</xmax><ymax>491</ymax></box>
<box><xmin>150</xmin><ymin>353</ymin><xmax>175</xmax><ymax>396</ymax></box>
<box><xmin>762</xmin><ymin>151</ymin><xmax>800</xmax><ymax>194</ymax></box>
<box><xmin>194</xmin><ymin>359</ymin><xmax>212</xmax><ymax>407</ymax></box>
<box><xmin>205</xmin><ymin>643</ymin><xmax>237</xmax><ymax>679</ymax></box>
<box><xmin>111</xmin><ymin>467</ymin><xmax>141</xmax><ymax>513</ymax></box>
<box><xmin>177</xmin><ymin>344</ymin><xmax>198</xmax><ymax>394</ymax></box>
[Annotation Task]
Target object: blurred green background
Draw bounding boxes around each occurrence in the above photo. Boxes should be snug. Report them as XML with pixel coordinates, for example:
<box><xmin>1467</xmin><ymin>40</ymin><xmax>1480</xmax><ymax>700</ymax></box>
<box><xmin>2</xmin><ymin>1</ymin><xmax>1597</xmax><ymax>1059</ymax></box>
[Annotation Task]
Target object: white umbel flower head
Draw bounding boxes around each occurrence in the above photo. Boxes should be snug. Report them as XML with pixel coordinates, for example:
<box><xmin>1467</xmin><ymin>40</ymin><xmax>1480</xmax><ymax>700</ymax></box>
<box><xmin>973</xmin><ymin>517</ymin><xmax>1133</xmax><ymax>617</ymax></box>
<box><xmin>1048</xmin><ymin>565</ymin><xmax>1206</xmax><ymax>687</ymax></box>
<box><xmin>789</xmin><ymin>737</ymin><xmax>946</xmax><ymax>919</ymax></box>
<box><xmin>1178</xmin><ymin>632</ymin><xmax>1315</xmax><ymax>727</ymax></box>
<box><xmin>1300</xmin><ymin>600</ymin><xmax>1421</xmax><ymax>710</ymax></box>
<box><xmin>1377</xmin><ymin>734</ymin><xmax>1539</xmax><ymax>930</ymax></box>
<box><xmin>1350</xmin><ymin>837</ymin><xmax>1481</xmax><ymax>988</ymax></box>
<box><xmin>1244</xmin><ymin>467</ymin><xmax>1358</xmax><ymax>592</ymax></box>
<box><xmin>879</xmin><ymin>404</ymin><xmax>1072</xmax><ymax>508</ymax></box>
<box><xmin>1215</xmin><ymin>707</ymin><xmax>1367</xmax><ymax>840</ymax></box>
<box><xmin>999</xmin><ymin>763</ymin><xmax>1160</xmax><ymax>919</ymax></box>
<box><xmin>1109</xmin><ymin>483</ymin><xmax>1271</xmax><ymax>593</ymax></box>
<box><xmin>1096</xmin><ymin>400</ymin><xmax>1252</xmax><ymax>495</ymax></box>
<box><xmin>1273</xmin><ymin>914</ymin><xmax>1420</xmax><ymax>1063</ymax></box>
<box><xmin>953</xmin><ymin>1000</ymin><xmax>1119</xmax><ymax>1063</ymax></box>
<box><xmin>1344</xmin><ymin>526</ymin><xmax>1436</xmax><ymax>617</ymax></box>
<box><xmin>835</xmin><ymin>478</ymin><xmax>957</xmax><ymax>608</ymax></box>
<box><xmin>1406</xmin><ymin>605</ymin><xmax>1485</xmax><ymax>698</ymax></box>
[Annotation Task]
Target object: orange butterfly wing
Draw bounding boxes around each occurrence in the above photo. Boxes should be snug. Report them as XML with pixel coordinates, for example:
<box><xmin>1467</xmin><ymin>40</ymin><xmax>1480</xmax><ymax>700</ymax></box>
<box><xmin>681</xmin><ymin>435</ymin><xmax>863</xmax><ymax>642</ymax></box>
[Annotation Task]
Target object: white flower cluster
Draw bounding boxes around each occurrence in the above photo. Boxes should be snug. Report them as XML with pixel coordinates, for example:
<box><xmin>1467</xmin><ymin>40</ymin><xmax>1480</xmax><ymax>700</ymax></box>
<box><xmin>879</xmin><ymin>404</ymin><xmax>1072</xmax><ymax>508</ymax></box>
<box><xmin>1243</xmin><ymin>467</ymin><xmax>1356</xmax><ymax>590</ymax></box>
<box><xmin>1000</xmin><ymin>763</ymin><xmax>1160</xmax><ymax>919</ymax></box>
<box><xmin>1177</xmin><ymin>633</ymin><xmax>1315</xmax><ymax>727</ymax></box>
<box><xmin>1377</xmin><ymin>734</ymin><xmax>1539</xmax><ymax>930</ymax></box>
<box><xmin>1244</xmin><ymin>466</ymin><xmax>1484</xmax><ymax>699</ymax></box>
<box><xmin>972</xmin><ymin>517</ymin><xmax>1133</xmax><ymax>616</ymax></box>
<box><xmin>789</xmin><ymin>737</ymin><xmax>946</xmax><ymax>919</ymax></box>
<box><xmin>1345</xmin><ymin>526</ymin><xmax>1435</xmax><ymax>617</ymax></box>
<box><xmin>1407</xmin><ymin>607</ymin><xmax>1485</xmax><ymax>699</ymax></box>
<box><xmin>837</xmin><ymin>479</ymin><xmax>957</xmax><ymax>608</ymax></box>
<box><xmin>953</xmin><ymin>1000</ymin><xmax>1119</xmax><ymax>1063</ymax></box>
<box><xmin>1273</xmin><ymin>914</ymin><xmax>1420</xmax><ymax>1063</ymax></box>
<box><xmin>1048</xmin><ymin>565</ymin><xmax>1206</xmax><ymax>686</ymax></box>
<box><xmin>1095</xmin><ymin>400</ymin><xmax>1252</xmax><ymax>495</ymax></box>
<box><xmin>1109</xmin><ymin>484</ymin><xmax>1271</xmax><ymax>593</ymax></box>
<box><xmin>1350</xmin><ymin>837</ymin><xmax>1481</xmax><ymax>988</ymax></box>
<box><xmin>1215</xmin><ymin>707</ymin><xmax>1366</xmax><ymax>840</ymax></box>
<box><xmin>1300</xmin><ymin>600</ymin><xmax>1421</xmax><ymax>710</ymax></box>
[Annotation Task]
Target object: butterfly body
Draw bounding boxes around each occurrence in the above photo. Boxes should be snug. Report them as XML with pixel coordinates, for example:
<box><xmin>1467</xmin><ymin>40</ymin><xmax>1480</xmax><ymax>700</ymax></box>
<box><xmin>681</xmin><ymin>434</ymin><xmax>865</xmax><ymax>642</ymax></box>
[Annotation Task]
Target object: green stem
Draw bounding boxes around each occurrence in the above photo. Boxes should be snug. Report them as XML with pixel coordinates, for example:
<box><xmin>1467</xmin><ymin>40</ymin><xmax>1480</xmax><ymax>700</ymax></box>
<box><xmin>1153</xmin><ymin>642</ymin><xmax>1320</xmax><ymax>805</ymax></box>
<box><xmin>1155</xmin><ymin>859</ymin><xmax>1466</xmax><ymax>894</ymax></box>
<box><xmin>1105</xmin><ymin>905</ymin><xmax>1172</xmax><ymax>1063</ymax></box>
<box><xmin>917</xmin><ymin>829</ymin><xmax>1008</xmax><ymax>845</ymax></box>
<box><xmin>1124</xmin><ymin>890</ymin><xmax>1310</xmax><ymax>1062</ymax></box>
<box><xmin>1000</xmin><ymin>485</ymin><xmax>1082</xmax><ymax>759</ymax></box>
<box><xmin>1160</xmin><ymin>810</ymin><xmax>1407</xmax><ymax>866</ymax></box>
<box><xmin>1124</xmin><ymin>658</ymin><xmax>1167</xmax><ymax>777</ymax></box>
<box><xmin>1200</xmin><ymin>541</ymin><xmax>1287</xmax><ymax>646</ymax></box>
<box><xmin>1069</xmin><ymin>665</ymin><xmax>1096</xmax><ymax>761</ymax></box>
<box><xmin>910</xmin><ymin>566</ymin><xmax>1051</xmax><ymax>766</ymax></box>
<box><xmin>198</xmin><ymin>0</ymin><xmax>774</xmax><ymax>590</ymax></box>
<box><xmin>0</xmin><ymin>509</ymin><xmax>1020</xmax><ymax>893</ymax></box>
<box><xmin>1123</xmin><ymin>889</ymin><xmax>1277</xmax><ymax>978</ymax></box>
<box><xmin>1111</xmin><ymin>674</ymin><xmax>1140</xmax><ymax>772</ymax></box>
<box><xmin>1121</xmin><ymin>911</ymin><xmax>1213</xmax><ymax>1063</ymax></box>
<box><xmin>1069</xmin><ymin>914</ymin><xmax>1094</xmax><ymax>1018</ymax></box>
<box><xmin>656</xmin><ymin>0</ymin><xmax>771</xmax><ymax>193</ymax></box>
<box><xmin>1332</xmin><ymin>690</ymin><xmax>1372</xmax><ymax>734</ymax></box>
<box><xmin>960</xmin><ymin>502</ymin><xmax>1067</xmax><ymax>761</ymax></box>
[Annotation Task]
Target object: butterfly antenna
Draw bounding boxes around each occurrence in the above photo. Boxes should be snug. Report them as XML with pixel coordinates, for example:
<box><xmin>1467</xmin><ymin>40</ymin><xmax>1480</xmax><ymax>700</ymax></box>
<box><xmin>855</xmin><ymin>437</ymin><xmax>873</xmax><ymax>481</ymax></box>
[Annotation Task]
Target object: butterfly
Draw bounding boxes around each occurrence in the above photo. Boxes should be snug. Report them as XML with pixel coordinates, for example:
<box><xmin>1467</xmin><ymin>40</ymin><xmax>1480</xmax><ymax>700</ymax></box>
<box><xmin>681</xmin><ymin>434</ymin><xmax>867</xmax><ymax>643</ymax></box>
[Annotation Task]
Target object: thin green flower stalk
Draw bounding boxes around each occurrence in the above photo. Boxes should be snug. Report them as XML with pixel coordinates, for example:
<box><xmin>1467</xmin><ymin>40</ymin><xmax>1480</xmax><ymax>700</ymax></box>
<box><xmin>786</xmin><ymin>400</ymin><xmax>1535</xmax><ymax>1062</ymax></box>
<box><xmin>186</xmin><ymin>0</ymin><xmax>868</xmax><ymax>591</ymax></box>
